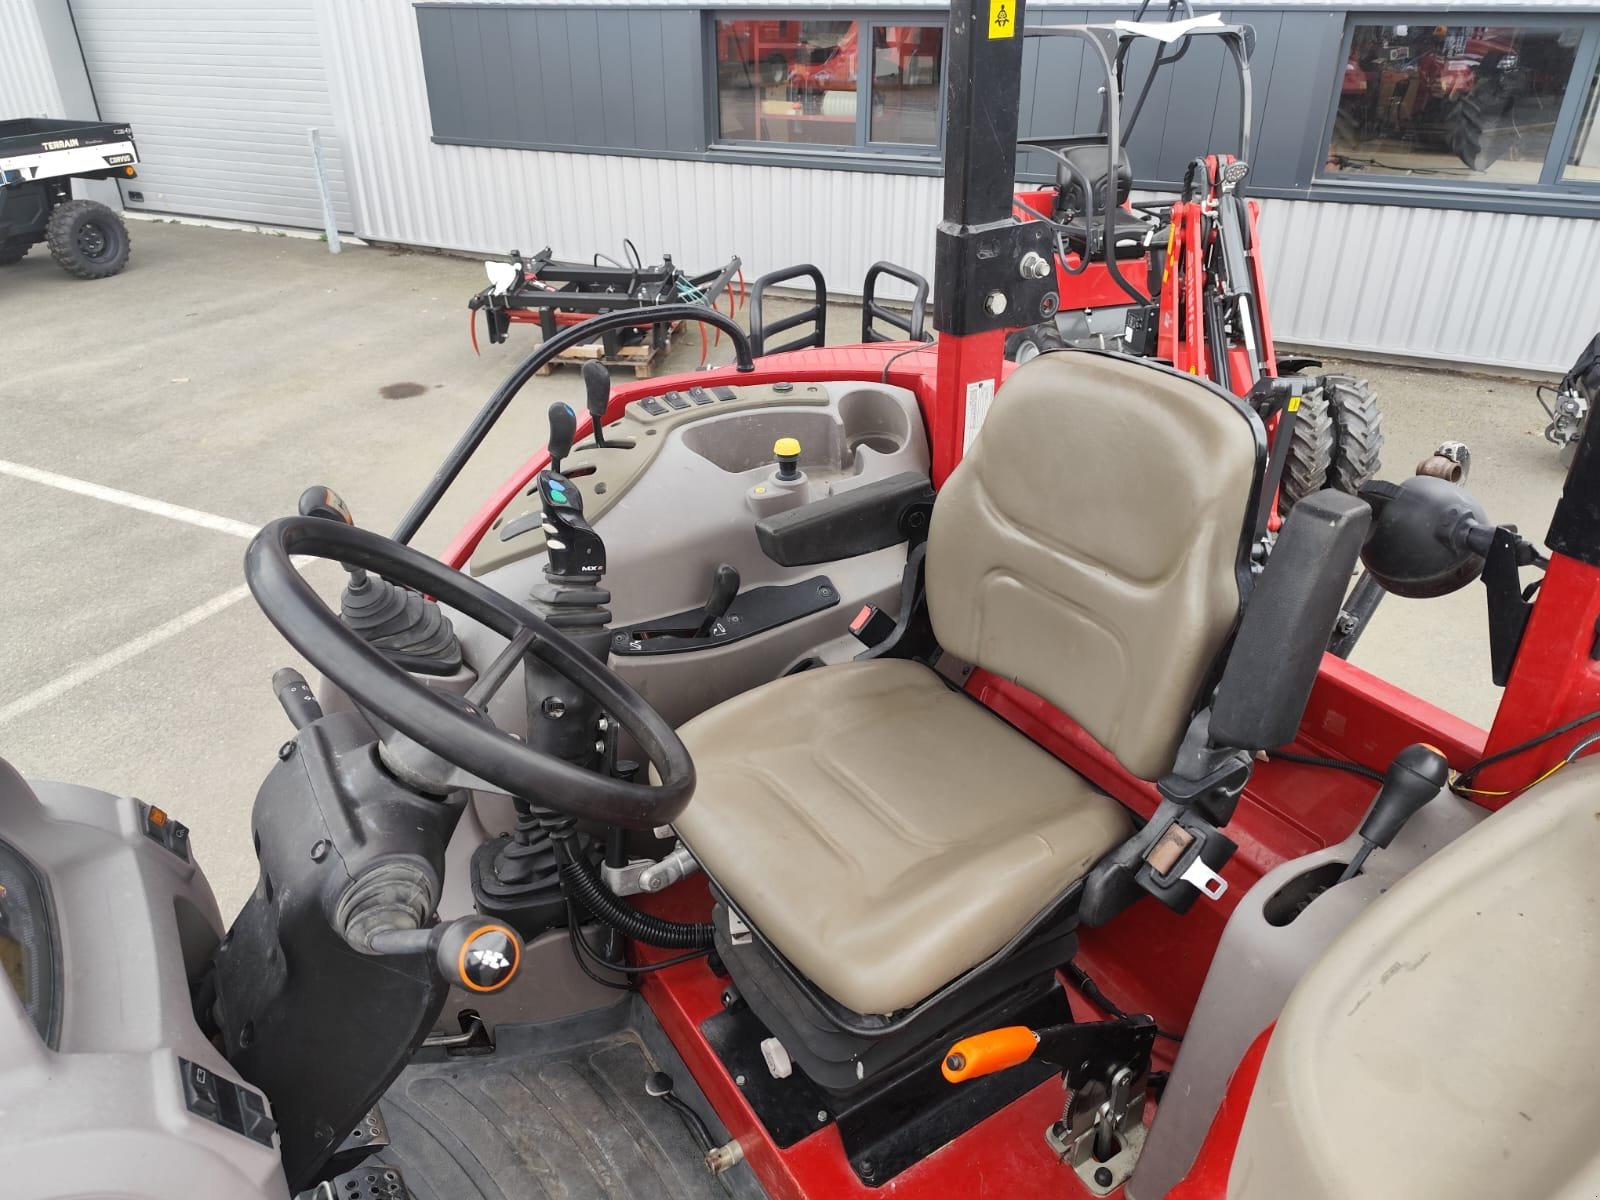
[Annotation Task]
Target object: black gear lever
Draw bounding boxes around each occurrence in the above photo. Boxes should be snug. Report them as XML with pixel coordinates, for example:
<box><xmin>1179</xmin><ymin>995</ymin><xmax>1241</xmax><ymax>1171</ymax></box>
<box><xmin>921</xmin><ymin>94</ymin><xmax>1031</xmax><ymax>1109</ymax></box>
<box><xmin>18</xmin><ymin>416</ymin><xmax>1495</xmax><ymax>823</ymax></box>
<box><xmin>1337</xmin><ymin>743</ymin><xmax>1450</xmax><ymax>882</ymax></box>
<box><xmin>693</xmin><ymin>563</ymin><xmax>741</xmax><ymax>638</ymax></box>
<box><xmin>582</xmin><ymin>360</ymin><xmax>611</xmax><ymax>449</ymax></box>
<box><xmin>547</xmin><ymin>401</ymin><xmax>577</xmax><ymax>474</ymax></box>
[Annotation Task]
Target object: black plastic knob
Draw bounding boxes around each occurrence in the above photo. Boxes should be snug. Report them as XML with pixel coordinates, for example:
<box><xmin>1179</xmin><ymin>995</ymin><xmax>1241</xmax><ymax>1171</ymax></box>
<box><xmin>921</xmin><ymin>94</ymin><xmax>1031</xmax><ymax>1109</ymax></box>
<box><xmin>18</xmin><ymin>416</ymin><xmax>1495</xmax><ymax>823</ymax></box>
<box><xmin>297</xmin><ymin>485</ymin><xmax>353</xmax><ymax>525</ymax></box>
<box><xmin>436</xmin><ymin>917</ymin><xmax>523</xmax><ymax>994</ymax></box>
<box><xmin>1360</xmin><ymin>743</ymin><xmax>1450</xmax><ymax>850</ymax></box>
<box><xmin>582</xmin><ymin>360</ymin><xmax>611</xmax><ymax>447</ymax></box>
<box><xmin>548</xmin><ymin>402</ymin><xmax>577</xmax><ymax>472</ymax></box>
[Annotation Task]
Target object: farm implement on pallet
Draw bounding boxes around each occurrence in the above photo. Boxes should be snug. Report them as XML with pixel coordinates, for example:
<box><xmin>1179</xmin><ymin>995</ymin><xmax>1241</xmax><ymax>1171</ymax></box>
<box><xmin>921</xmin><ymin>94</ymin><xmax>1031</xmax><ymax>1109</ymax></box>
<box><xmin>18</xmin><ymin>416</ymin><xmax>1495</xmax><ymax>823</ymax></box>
<box><xmin>467</xmin><ymin>244</ymin><xmax>743</xmax><ymax>377</ymax></box>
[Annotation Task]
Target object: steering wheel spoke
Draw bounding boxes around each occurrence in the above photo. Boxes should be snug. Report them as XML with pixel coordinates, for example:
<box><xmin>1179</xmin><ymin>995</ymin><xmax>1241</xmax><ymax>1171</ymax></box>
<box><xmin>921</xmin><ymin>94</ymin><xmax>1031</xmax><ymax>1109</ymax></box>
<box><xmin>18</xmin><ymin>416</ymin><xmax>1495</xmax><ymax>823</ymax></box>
<box><xmin>244</xmin><ymin>517</ymin><xmax>694</xmax><ymax>828</ymax></box>
<box><xmin>464</xmin><ymin>625</ymin><xmax>539</xmax><ymax>709</ymax></box>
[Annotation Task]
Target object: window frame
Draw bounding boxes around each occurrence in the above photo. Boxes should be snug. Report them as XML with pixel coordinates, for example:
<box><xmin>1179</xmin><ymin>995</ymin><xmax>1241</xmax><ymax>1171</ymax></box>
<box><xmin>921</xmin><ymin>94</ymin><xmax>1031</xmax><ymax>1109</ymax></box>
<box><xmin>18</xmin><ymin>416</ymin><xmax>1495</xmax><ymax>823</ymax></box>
<box><xmin>1313</xmin><ymin>13</ymin><xmax>1600</xmax><ymax>207</ymax></box>
<box><xmin>704</xmin><ymin>10</ymin><xmax>949</xmax><ymax>164</ymax></box>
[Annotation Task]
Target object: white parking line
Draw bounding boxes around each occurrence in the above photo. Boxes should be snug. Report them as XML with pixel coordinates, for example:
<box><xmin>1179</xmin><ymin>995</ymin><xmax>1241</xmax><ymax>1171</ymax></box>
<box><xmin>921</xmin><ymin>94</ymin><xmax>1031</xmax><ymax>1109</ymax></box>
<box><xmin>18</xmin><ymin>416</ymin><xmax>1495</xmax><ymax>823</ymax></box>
<box><xmin>0</xmin><ymin>458</ymin><xmax>259</xmax><ymax>539</ymax></box>
<box><xmin>0</xmin><ymin>584</ymin><xmax>255</xmax><ymax>726</ymax></box>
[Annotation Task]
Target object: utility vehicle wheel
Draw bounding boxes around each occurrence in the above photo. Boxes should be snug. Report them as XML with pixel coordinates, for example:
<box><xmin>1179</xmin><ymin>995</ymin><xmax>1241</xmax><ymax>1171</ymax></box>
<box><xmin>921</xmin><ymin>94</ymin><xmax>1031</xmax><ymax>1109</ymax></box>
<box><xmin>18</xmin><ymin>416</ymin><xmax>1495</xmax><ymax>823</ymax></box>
<box><xmin>1004</xmin><ymin>323</ymin><xmax>1066</xmax><ymax>364</ymax></box>
<box><xmin>1321</xmin><ymin>373</ymin><xmax>1384</xmax><ymax>495</ymax></box>
<box><xmin>46</xmin><ymin>199</ymin><xmax>131</xmax><ymax>279</ymax></box>
<box><xmin>1278</xmin><ymin>387</ymin><xmax>1334</xmax><ymax>513</ymax></box>
<box><xmin>0</xmin><ymin>240</ymin><xmax>28</xmax><ymax>266</ymax></box>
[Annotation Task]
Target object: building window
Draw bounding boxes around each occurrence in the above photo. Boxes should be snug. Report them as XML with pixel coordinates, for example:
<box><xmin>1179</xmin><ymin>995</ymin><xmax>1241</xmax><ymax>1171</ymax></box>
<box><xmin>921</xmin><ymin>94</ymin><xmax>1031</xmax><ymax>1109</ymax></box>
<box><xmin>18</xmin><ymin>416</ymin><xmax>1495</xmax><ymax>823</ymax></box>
<box><xmin>1325</xmin><ymin>22</ymin><xmax>1584</xmax><ymax>185</ymax></box>
<box><xmin>1567</xmin><ymin>61</ymin><xmax>1600</xmax><ymax>182</ymax></box>
<box><xmin>713</xmin><ymin>17</ymin><xmax>944</xmax><ymax>153</ymax></box>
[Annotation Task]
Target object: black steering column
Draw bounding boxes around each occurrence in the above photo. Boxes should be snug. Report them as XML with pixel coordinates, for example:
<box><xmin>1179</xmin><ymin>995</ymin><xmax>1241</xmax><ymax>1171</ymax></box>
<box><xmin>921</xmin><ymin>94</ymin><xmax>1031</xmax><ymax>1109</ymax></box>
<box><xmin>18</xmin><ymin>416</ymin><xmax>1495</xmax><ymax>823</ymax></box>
<box><xmin>205</xmin><ymin>487</ymin><xmax>696</xmax><ymax>1192</ymax></box>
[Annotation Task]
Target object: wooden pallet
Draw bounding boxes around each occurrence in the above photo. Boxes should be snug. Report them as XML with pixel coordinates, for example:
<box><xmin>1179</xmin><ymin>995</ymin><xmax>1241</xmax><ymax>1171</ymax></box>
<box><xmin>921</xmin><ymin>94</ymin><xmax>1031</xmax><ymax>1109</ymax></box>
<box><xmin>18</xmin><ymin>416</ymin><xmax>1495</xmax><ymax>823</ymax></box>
<box><xmin>535</xmin><ymin>320</ymin><xmax>684</xmax><ymax>379</ymax></box>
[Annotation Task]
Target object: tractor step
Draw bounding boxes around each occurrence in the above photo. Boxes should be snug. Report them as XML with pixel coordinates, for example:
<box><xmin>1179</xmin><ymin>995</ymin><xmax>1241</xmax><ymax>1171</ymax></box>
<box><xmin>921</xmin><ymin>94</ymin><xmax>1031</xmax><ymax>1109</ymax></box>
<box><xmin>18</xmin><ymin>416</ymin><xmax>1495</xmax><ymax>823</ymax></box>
<box><xmin>369</xmin><ymin>995</ymin><xmax>761</xmax><ymax>1200</ymax></box>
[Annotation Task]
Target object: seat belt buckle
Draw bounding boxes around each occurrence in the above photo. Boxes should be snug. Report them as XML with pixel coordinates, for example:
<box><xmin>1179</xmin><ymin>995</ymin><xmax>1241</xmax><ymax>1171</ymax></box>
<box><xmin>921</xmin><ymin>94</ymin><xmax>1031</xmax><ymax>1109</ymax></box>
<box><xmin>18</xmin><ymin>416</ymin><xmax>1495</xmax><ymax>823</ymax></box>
<box><xmin>848</xmin><ymin>603</ymin><xmax>896</xmax><ymax>649</ymax></box>
<box><xmin>1137</xmin><ymin>814</ymin><xmax>1235</xmax><ymax>912</ymax></box>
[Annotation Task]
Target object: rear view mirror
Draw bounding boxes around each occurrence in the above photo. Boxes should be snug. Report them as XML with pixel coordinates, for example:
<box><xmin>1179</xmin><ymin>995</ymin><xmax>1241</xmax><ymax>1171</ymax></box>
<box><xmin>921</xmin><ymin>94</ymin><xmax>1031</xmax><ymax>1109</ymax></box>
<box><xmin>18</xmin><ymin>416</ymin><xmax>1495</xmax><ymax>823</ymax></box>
<box><xmin>1211</xmin><ymin>490</ymin><xmax>1371</xmax><ymax>750</ymax></box>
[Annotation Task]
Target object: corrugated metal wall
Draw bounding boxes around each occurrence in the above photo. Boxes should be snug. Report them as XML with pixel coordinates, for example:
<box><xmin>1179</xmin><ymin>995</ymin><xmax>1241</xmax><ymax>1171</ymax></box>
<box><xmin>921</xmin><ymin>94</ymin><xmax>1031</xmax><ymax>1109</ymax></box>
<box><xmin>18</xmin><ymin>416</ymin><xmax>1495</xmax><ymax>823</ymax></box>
<box><xmin>7</xmin><ymin>0</ymin><xmax>1597</xmax><ymax>369</ymax></box>
<box><xmin>321</xmin><ymin>0</ymin><xmax>943</xmax><ymax>295</ymax></box>
<box><xmin>1258</xmin><ymin>198</ymin><xmax>1600</xmax><ymax>372</ymax></box>
<box><xmin>0</xmin><ymin>0</ymin><xmax>64</xmax><ymax>118</ymax></box>
<box><xmin>68</xmin><ymin>0</ymin><xmax>353</xmax><ymax>229</ymax></box>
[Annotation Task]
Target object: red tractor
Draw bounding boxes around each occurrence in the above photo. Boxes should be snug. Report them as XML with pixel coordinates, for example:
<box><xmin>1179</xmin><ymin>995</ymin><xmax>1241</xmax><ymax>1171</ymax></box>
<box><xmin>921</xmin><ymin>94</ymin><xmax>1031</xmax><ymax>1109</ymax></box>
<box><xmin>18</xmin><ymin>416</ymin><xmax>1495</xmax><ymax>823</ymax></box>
<box><xmin>5</xmin><ymin>2</ymin><xmax>1596</xmax><ymax>1199</ymax></box>
<box><xmin>1007</xmin><ymin>13</ymin><xmax>1382</xmax><ymax>514</ymax></box>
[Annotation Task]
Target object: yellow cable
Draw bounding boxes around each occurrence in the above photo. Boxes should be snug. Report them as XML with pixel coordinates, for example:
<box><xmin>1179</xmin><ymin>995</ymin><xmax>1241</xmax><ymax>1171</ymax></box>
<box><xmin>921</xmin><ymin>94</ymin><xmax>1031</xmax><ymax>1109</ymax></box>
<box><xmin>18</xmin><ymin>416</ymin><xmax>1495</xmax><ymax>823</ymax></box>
<box><xmin>1451</xmin><ymin>757</ymin><xmax>1570</xmax><ymax>798</ymax></box>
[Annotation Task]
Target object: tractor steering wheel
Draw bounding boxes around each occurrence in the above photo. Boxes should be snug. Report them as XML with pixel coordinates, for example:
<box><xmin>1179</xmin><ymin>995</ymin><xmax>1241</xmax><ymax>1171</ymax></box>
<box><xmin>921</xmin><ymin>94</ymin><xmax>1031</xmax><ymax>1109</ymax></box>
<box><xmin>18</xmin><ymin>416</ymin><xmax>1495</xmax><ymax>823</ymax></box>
<box><xmin>244</xmin><ymin>515</ymin><xmax>695</xmax><ymax>828</ymax></box>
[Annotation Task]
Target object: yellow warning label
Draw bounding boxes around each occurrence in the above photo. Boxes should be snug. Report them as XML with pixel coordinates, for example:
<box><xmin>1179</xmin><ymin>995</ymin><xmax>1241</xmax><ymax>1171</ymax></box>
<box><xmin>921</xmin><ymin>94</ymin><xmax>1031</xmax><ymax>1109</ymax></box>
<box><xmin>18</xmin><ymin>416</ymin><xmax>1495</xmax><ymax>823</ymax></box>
<box><xmin>989</xmin><ymin>0</ymin><xmax>1015</xmax><ymax>38</ymax></box>
<box><xmin>1288</xmin><ymin>394</ymin><xmax>1302</xmax><ymax>412</ymax></box>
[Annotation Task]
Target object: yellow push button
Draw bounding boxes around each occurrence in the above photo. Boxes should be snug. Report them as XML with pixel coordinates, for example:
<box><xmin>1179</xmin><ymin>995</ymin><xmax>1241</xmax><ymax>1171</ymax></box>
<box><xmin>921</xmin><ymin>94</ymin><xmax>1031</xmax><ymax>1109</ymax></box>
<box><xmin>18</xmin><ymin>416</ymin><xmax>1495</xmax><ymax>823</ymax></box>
<box><xmin>774</xmin><ymin>438</ymin><xmax>802</xmax><ymax>481</ymax></box>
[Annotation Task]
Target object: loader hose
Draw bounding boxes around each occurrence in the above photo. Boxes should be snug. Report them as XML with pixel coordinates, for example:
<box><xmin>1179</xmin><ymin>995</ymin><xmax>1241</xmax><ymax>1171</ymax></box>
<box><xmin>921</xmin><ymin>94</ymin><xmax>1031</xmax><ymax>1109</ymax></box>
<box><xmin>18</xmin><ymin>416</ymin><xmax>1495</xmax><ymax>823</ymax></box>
<box><xmin>557</xmin><ymin>838</ymin><xmax>715</xmax><ymax>949</ymax></box>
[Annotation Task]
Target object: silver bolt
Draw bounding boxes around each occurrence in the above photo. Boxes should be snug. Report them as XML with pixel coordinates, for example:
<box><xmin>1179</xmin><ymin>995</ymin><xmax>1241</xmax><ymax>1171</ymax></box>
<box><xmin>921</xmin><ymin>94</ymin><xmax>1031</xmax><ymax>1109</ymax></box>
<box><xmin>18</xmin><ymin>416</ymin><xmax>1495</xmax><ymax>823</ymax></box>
<box><xmin>816</xmin><ymin>1109</ymin><xmax>829</xmax><ymax>1123</ymax></box>
<box><xmin>1019</xmin><ymin>251</ymin><xmax>1050</xmax><ymax>280</ymax></box>
<box><xmin>541</xmin><ymin>696</ymin><xmax>566</xmax><ymax>719</ymax></box>
<box><xmin>594</xmin><ymin>739</ymin><xmax>606</xmax><ymax>755</ymax></box>
<box><xmin>597</xmin><ymin>716</ymin><xmax>610</xmax><ymax>732</ymax></box>
<box><xmin>983</xmin><ymin>290</ymin><xmax>1008</xmax><ymax>316</ymax></box>
<box><xmin>734</xmin><ymin>1074</ymin><xmax>746</xmax><ymax>1086</ymax></box>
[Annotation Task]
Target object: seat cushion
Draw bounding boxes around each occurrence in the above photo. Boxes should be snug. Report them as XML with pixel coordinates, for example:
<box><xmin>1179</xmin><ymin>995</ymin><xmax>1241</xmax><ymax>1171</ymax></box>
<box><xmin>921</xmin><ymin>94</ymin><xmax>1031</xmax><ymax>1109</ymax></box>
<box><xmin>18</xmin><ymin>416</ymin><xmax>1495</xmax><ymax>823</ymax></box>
<box><xmin>672</xmin><ymin>659</ymin><xmax>1133</xmax><ymax>1015</ymax></box>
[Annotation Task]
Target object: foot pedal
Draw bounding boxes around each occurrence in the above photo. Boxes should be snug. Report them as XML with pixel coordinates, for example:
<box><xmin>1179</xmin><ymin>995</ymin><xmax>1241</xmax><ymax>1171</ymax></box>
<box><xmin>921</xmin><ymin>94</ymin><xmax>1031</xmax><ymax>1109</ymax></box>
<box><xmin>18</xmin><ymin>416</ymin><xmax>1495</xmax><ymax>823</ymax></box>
<box><xmin>296</xmin><ymin>1164</ymin><xmax>412</xmax><ymax>1200</ymax></box>
<box><xmin>322</xmin><ymin>1106</ymin><xmax>390</xmax><ymax>1178</ymax></box>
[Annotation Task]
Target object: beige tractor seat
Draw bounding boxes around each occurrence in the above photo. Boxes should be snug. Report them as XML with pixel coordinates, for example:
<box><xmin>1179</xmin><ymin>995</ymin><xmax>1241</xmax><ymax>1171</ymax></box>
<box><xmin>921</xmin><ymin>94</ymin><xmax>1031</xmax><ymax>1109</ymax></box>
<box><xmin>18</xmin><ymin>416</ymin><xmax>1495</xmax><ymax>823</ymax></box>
<box><xmin>673</xmin><ymin>351</ymin><xmax>1265</xmax><ymax>1030</ymax></box>
<box><xmin>1229</xmin><ymin>757</ymin><xmax>1600</xmax><ymax>1200</ymax></box>
<box><xmin>672</xmin><ymin>658</ymin><xmax>1133</xmax><ymax>1015</ymax></box>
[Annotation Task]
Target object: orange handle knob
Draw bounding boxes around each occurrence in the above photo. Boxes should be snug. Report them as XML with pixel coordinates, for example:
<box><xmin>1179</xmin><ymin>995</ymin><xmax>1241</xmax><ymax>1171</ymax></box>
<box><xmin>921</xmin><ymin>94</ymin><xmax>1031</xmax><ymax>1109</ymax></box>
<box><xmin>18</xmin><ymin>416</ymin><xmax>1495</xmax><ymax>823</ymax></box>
<box><xmin>942</xmin><ymin>1026</ymin><xmax>1039</xmax><ymax>1083</ymax></box>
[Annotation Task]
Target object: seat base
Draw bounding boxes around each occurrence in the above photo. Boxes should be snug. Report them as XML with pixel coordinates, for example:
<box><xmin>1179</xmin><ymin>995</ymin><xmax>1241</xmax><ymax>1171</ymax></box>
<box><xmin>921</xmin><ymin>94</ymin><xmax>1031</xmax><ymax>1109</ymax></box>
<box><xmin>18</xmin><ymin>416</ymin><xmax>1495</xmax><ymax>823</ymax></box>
<box><xmin>703</xmin><ymin>942</ymin><xmax>1070</xmax><ymax>1187</ymax></box>
<box><xmin>711</xmin><ymin>898</ymin><xmax>1081</xmax><ymax>1093</ymax></box>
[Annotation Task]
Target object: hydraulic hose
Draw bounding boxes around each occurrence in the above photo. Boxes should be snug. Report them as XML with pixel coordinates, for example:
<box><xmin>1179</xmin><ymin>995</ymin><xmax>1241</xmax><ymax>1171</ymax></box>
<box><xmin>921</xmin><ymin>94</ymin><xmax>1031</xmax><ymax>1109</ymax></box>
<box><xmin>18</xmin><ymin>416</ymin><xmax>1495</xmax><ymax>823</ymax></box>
<box><xmin>557</xmin><ymin>839</ymin><xmax>714</xmax><ymax>949</ymax></box>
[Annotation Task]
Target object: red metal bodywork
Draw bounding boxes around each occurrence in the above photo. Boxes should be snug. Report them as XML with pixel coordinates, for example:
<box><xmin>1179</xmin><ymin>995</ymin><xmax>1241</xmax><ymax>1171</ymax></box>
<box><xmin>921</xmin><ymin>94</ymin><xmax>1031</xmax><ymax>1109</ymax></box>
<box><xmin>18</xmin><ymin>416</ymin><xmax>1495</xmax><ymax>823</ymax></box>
<box><xmin>1012</xmin><ymin>186</ymin><xmax>1150</xmax><ymax>314</ymax></box>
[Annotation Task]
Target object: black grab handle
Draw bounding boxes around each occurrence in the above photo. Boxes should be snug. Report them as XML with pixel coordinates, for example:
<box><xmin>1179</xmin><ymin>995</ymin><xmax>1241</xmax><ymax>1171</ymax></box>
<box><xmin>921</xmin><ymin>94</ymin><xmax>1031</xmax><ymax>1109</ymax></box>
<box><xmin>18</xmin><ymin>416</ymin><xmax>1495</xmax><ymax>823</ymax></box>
<box><xmin>861</xmin><ymin>261</ymin><xmax>933</xmax><ymax>344</ymax></box>
<box><xmin>749</xmin><ymin>264</ymin><xmax>828</xmax><ymax>357</ymax></box>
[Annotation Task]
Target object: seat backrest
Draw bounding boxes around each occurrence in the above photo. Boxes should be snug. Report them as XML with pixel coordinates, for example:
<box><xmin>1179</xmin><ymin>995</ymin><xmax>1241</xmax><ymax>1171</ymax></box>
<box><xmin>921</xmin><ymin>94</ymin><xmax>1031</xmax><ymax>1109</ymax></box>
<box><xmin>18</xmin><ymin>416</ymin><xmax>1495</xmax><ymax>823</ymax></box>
<box><xmin>925</xmin><ymin>351</ymin><xmax>1263</xmax><ymax>781</ymax></box>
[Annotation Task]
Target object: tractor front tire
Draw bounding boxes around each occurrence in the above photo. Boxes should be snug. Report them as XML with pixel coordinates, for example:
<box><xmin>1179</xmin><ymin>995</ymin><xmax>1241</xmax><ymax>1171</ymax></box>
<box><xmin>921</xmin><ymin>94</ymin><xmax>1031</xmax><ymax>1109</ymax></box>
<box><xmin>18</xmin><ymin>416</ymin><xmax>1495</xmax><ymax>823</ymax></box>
<box><xmin>1004</xmin><ymin>323</ymin><xmax>1066</xmax><ymax>364</ymax></box>
<box><xmin>46</xmin><ymin>199</ymin><xmax>131</xmax><ymax>280</ymax></box>
<box><xmin>1321</xmin><ymin>373</ymin><xmax>1384</xmax><ymax>495</ymax></box>
<box><xmin>0</xmin><ymin>240</ymin><xmax>28</xmax><ymax>266</ymax></box>
<box><xmin>1279</xmin><ymin>387</ymin><xmax>1334</xmax><ymax>514</ymax></box>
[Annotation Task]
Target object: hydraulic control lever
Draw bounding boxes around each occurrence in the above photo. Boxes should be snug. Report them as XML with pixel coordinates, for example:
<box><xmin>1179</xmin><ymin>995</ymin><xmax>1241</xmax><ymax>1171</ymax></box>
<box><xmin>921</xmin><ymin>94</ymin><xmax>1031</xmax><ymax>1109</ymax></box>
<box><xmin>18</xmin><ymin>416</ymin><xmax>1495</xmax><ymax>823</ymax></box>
<box><xmin>582</xmin><ymin>360</ymin><xmax>611</xmax><ymax>449</ymax></box>
<box><xmin>367</xmin><ymin>915</ymin><xmax>523</xmax><ymax>995</ymax></box>
<box><xmin>547</xmin><ymin>401</ymin><xmax>577</xmax><ymax>474</ymax></box>
<box><xmin>693</xmin><ymin>563</ymin><xmax>741</xmax><ymax>638</ymax></box>
<box><xmin>295</xmin><ymin>485</ymin><xmax>463</xmax><ymax>675</ymax></box>
<box><xmin>1337</xmin><ymin>743</ymin><xmax>1450</xmax><ymax>883</ymax></box>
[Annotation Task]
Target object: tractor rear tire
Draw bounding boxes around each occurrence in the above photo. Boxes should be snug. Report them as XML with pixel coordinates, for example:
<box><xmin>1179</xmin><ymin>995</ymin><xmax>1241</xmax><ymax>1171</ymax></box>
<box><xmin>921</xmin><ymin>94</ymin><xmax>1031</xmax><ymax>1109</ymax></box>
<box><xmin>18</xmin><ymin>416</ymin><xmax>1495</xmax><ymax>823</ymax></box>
<box><xmin>1004</xmin><ymin>323</ymin><xmax>1066</xmax><ymax>364</ymax></box>
<box><xmin>46</xmin><ymin>199</ymin><xmax>131</xmax><ymax>279</ymax></box>
<box><xmin>0</xmin><ymin>240</ymin><xmax>28</xmax><ymax>265</ymax></box>
<box><xmin>1279</xmin><ymin>387</ymin><xmax>1334</xmax><ymax>514</ymax></box>
<box><xmin>1321</xmin><ymin>373</ymin><xmax>1384</xmax><ymax>495</ymax></box>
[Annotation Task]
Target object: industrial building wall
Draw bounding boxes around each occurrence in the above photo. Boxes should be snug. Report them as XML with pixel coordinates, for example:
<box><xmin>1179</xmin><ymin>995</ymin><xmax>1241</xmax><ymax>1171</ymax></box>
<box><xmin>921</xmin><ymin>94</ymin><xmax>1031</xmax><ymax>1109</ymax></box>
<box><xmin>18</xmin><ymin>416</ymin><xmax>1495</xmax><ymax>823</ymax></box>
<box><xmin>0</xmin><ymin>0</ymin><xmax>65</xmax><ymax>118</ymax></box>
<box><xmin>5</xmin><ymin>0</ymin><xmax>1596</xmax><ymax>370</ymax></box>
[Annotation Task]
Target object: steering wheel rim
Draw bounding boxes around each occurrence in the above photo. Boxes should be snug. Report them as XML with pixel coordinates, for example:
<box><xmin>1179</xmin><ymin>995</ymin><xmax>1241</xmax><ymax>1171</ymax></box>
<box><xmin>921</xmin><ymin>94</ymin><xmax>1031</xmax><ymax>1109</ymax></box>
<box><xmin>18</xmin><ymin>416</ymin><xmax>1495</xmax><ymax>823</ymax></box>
<box><xmin>245</xmin><ymin>516</ymin><xmax>695</xmax><ymax>829</ymax></box>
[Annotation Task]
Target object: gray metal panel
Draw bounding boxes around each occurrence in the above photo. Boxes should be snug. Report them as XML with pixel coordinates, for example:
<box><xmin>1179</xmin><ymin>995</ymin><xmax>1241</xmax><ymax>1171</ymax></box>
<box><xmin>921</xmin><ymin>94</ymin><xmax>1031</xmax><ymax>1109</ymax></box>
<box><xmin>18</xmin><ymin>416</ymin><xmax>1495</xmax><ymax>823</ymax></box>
<box><xmin>70</xmin><ymin>0</ymin><xmax>353</xmax><ymax>230</ymax></box>
<box><xmin>0</xmin><ymin>0</ymin><xmax>64</xmax><ymax>118</ymax></box>
<box><xmin>417</xmin><ymin>4</ymin><xmax>705</xmax><ymax>154</ymax></box>
<box><xmin>1258</xmin><ymin>196</ymin><xmax>1600</xmax><ymax>372</ymax></box>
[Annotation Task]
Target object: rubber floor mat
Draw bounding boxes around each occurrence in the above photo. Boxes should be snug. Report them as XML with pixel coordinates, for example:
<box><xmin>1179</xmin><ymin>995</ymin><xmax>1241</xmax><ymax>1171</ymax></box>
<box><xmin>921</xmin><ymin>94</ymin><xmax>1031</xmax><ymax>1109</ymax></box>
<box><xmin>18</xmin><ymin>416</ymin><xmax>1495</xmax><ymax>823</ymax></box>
<box><xmin>375</xmin><ymin>995</ymin><xmax>762</xmax><ymax>1200</ymax></box>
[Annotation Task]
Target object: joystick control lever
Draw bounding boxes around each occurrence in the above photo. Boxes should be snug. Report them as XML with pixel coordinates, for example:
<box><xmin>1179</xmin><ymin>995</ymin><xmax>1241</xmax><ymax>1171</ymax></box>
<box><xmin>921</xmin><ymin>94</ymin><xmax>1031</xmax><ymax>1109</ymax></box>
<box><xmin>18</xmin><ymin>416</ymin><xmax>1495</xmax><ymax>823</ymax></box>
<box><xmin>1337</xmin><ymin>743</ymin><xmax>1450</xmax><ymax>883</ymax></box>
<box><xmin>582</xmin><ymin>361</ymin><xmax>611</xmax><ymax>449</ymax></box>
<box><xmin>693</xmin><ymin>564</ymin><xmax>741</xmax><ymax>638</ymax></box>
<box><xmin>547</xmin><ymin>401</ymin><xmax>577</xmax><ymax>474</ymax></box>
